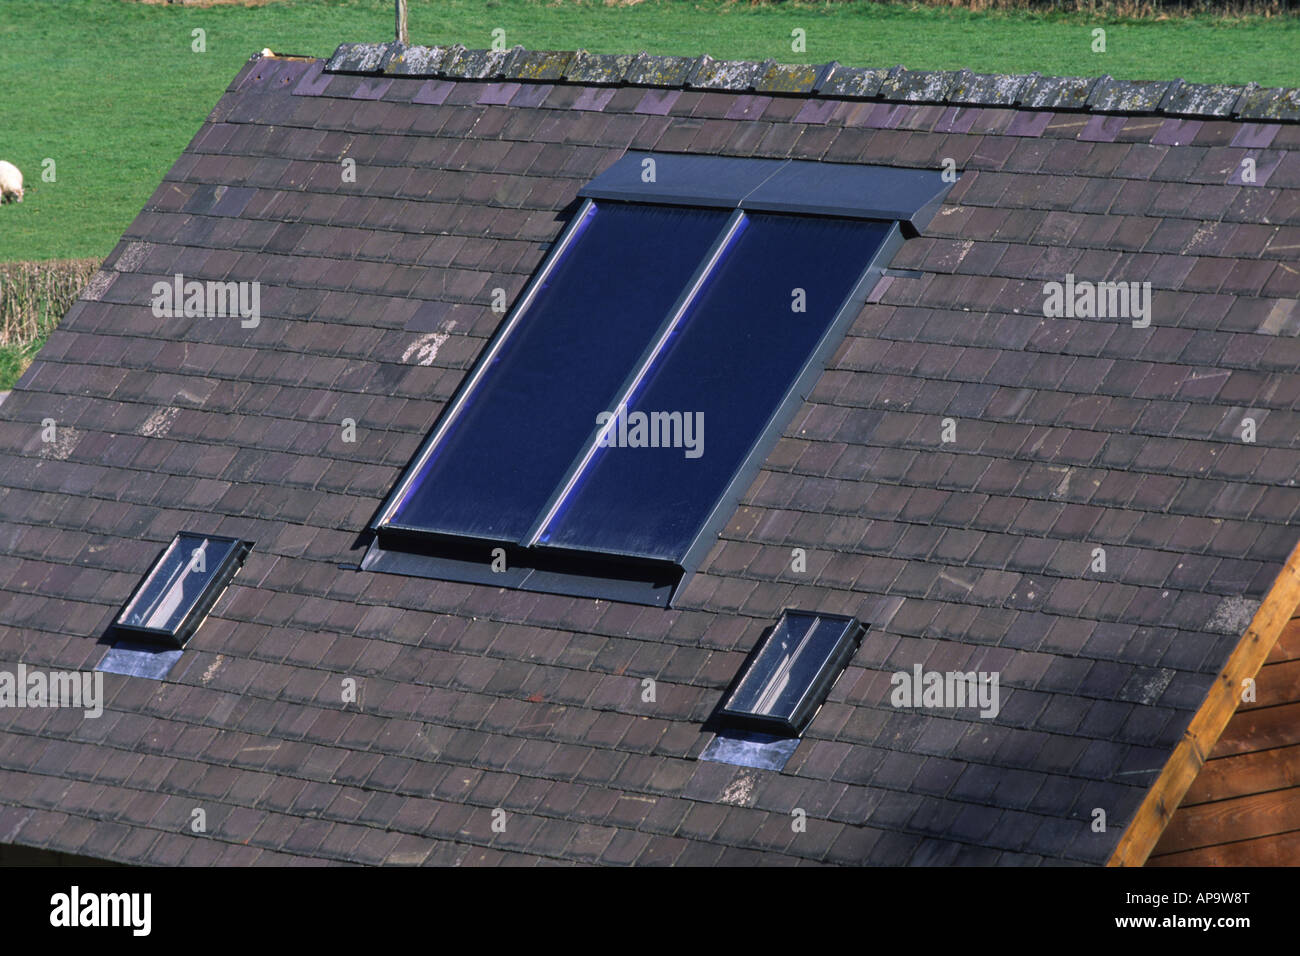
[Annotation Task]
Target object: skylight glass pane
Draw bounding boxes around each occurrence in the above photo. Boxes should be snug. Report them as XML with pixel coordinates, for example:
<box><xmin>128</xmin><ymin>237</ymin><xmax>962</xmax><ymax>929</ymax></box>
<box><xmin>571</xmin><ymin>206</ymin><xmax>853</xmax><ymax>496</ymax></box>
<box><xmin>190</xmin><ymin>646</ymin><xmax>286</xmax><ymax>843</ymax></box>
<box><xmin>720</xmin><ymin>611</ymin><xmax>863</xmax><ymax>735</ymax></box>
<box><xmin>117</xmin><ymin>533</ymin><xmax>241</xmax><ymax>636</ymax></box>
<box><xmin>384</xmin><ymin>201</ymin><xmax>730</xmax><ymax>542</ymax></box>
<box><xmin>538</xmin><ymin>214</ymin><xmax>892</xmax><ymax>561</ymax></box>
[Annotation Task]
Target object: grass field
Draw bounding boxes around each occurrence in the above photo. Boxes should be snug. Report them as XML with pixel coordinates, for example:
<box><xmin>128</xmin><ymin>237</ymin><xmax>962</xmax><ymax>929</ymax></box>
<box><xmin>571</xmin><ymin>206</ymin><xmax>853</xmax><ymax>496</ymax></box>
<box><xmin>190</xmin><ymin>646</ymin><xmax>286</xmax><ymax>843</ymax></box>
<box><xmin>1</xmin><ymin>0</ymin><xmax>1298</xmax><ymax>265</ymax></box>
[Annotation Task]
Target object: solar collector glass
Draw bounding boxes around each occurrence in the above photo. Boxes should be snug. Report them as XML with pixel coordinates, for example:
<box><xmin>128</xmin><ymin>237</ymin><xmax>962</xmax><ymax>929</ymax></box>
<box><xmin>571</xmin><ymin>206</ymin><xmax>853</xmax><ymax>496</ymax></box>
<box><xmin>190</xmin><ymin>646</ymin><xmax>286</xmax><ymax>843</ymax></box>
<box><xmin>538</xmin><ymin>214</ymin><xmax>893</xmax><ymax>562</ymax></box>
<box><xmin>384</xmin><ymin>202</ymin><xmax>731</xmax><ymax>542</ymax></box>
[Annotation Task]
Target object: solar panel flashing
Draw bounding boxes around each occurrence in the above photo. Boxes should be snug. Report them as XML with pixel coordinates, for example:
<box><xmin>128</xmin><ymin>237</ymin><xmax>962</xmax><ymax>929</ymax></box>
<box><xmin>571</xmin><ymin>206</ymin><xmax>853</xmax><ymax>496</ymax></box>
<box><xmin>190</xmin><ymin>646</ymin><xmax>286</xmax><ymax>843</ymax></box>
<box><xmin>362</xmin><ymin>533</ymin><xmax>679</xmax><ymax>607</ymax></box>
<box><xmin>699</xmin><ymin>730</ymin><xmax>801</xmax><ymax>771</ymax></box>
<box><xmin>579</xmin><ymin>152</ymin><xmax>957</xmax><ymax>235</ymax></box>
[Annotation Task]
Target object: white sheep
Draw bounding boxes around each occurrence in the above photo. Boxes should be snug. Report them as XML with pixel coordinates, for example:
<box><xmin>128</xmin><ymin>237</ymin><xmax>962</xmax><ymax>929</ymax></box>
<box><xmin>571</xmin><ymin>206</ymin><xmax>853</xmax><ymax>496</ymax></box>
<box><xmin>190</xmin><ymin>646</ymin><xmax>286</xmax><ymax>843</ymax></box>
<box><xmin>0</xmin><ymin>160</ymin><xmax>22</xmax><ymax>204</ymax></box>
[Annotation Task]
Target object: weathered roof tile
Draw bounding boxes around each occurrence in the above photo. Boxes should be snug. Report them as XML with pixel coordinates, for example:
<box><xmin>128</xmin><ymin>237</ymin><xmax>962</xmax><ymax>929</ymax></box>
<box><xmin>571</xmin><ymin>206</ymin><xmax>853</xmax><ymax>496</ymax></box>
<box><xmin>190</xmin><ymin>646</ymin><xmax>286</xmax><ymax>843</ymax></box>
<box><xmin>504</xmin><ymin>49</ymin><xmax>575</xmax><ymax>82</ymax></box>
<box><xmin>1088</xmin><ymin>77</ymin><xmax>1174</xmax><ymax>113</ymax></box>
<box><xmin>625</xmin><ymin>52</ymin><xmax>700</xmax><ymax>87</ymax></box>
<box><xmin>1160</xmin><ymin>80</ymin><xmax>1244</xmax><ymax>118</ymax></box>
<box><xmin>755</xmin><ymin>60</ymin><xmax>820</xmax><ymax>95</ymax></box>
<box><xmin>1020</xmin><ymin>74</ymin><xmax>1099</xmax><ymax>111</ymax></box>
<box><xmin>384</xmin><ymin>44</ymin><xmax>453</xmax><ymax>77</ymax></box>
<box><xmin>565</xmin><ymin>50</ymin><xmax>637</xmax><ymax>85</ymax></box>
<box><xmin>819</xmin><ymin>63</ymin><xmax>889</xmax><ymax>99</ymax></box>
<box><xmin>1237</xmin><ymin>85</ymin><xmax>1300</xmax><ymax>122</ymax></box>
<box><xmin>881</xmin><ymin>68</ymin><xmax>959</xmax><ymax>103</ymax></box>
<box><xmin>325</xmin><ymin>42</ymin><xmax>396</xmax><ymax>74</ymax></box>
<box><xmin>442</xmin><ymin>46</ymin><xmax>513</xmax><ymax>80</ymax></box>
<box><xmin>949</xmin><ymin>71</ymin><xmax>1031</xmax><ymax>106</ymax></box>
<box><xmin>689</xmin><ymin>55</ymin><xmax>762</xmax><ymax>91</ymax></box>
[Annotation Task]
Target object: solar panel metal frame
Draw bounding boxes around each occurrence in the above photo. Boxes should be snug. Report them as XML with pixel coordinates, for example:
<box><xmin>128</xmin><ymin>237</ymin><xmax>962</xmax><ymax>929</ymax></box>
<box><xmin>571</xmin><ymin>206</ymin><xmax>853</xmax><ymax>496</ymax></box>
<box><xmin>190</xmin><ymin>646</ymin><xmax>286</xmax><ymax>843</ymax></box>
<box><xmin>714</xmin><ymin>609</ymin><xmax>867</xmax><ymax>737</ymax></box>
<box><xmin>363</xmin><ymin>209</ymin><xmax>903</xmax><ymax>606</ymax></box>
<box><xmin>576</xmin><ymin>153</ymin><xmax>787</xmax><ymax>209</ymax></box>
<box><xmin>112</xmin><ymin>532</ymin><xmax>252</xmax><ymax>649</ymax></box>
<box><xmin>365</xmin><ymin>150</ymin><xmax>930</xmax><ymax>604</ymax></box>
<box><xmin>742</xmin><ymin>161</ymin><xmax>954</xmax><ymax>235</ymax></box>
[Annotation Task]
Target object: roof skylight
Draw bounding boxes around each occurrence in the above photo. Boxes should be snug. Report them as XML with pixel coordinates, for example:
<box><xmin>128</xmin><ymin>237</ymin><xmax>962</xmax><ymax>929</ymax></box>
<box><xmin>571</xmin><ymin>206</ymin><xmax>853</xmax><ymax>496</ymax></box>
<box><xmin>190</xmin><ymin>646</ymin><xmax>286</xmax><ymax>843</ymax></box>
<box><xmin>113</xmin><ymin>533</ymin><xmax>250</xmax><ymax>648</ymax></box>
<box><xmin>716</xmin><ymin>610</ymin><xmax>866</xmax><ymax>736</ymax></box>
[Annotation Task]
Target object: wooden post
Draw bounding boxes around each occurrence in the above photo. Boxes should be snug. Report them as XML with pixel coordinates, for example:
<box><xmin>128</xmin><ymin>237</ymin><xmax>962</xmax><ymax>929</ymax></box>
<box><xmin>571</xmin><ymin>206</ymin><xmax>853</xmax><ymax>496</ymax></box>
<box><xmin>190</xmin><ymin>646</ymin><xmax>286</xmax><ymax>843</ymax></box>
<box><xmin>396</xmin><ymin>0</ymin><xmax>408</xmax><ymax>45</ymax></box>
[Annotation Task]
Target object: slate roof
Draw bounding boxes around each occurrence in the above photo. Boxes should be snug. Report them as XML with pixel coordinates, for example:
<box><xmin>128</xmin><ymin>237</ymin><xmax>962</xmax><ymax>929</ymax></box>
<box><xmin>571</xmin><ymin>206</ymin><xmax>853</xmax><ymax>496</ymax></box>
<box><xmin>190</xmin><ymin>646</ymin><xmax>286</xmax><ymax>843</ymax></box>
<box><xmin>0</xmin><ymin>44</ymin><xmax>1298</xmax><ymax>866</ymax></box>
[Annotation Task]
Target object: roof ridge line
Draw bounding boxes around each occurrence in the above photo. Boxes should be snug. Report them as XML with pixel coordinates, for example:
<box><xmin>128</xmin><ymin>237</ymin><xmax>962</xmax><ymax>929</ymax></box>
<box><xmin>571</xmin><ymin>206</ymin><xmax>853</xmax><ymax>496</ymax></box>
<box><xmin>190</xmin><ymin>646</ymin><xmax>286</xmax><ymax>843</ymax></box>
<box><xmin>314</xmin><ymin>42</ymin><xmax>1300</xmax><ymax>123</ymax></box>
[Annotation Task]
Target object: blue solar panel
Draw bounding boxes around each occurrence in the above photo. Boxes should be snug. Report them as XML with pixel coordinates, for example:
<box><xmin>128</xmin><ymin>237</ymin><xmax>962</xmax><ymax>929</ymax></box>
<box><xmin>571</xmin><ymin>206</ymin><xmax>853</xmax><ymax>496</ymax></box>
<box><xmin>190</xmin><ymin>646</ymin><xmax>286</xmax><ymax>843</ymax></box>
<box><xmin>383</xmin><ymin>201</ymin><xmax>731</xmax><ymax>541</ymax></box>
<box><xmin>537</xmin><ymin>213</ymin><xmax>893</xmax><ymax>562</ymax></box>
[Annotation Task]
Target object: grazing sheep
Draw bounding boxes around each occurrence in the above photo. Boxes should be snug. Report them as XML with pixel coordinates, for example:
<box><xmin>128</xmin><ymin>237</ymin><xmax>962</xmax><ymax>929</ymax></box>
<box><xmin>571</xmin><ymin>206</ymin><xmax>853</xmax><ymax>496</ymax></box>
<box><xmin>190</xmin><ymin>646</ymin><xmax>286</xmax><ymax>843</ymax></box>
<box><xmin>0</xmin><ymin>160</ymin><xmax>22</xmax><ymax>204</ymax></box>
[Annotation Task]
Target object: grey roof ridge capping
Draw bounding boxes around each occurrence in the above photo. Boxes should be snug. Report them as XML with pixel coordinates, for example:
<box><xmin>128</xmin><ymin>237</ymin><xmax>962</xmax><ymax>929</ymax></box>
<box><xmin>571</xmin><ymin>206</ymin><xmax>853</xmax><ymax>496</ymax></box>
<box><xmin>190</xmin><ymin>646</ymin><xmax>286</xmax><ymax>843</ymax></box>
<box><xmin>321</xmin><ymin>42</ymin><xmax>1300</xmax><ymax>121</ymax></box>
<box><xmin>579</xmin><ymin>152</ymin><xmax>954</xmax><ymax>236</ymax></box>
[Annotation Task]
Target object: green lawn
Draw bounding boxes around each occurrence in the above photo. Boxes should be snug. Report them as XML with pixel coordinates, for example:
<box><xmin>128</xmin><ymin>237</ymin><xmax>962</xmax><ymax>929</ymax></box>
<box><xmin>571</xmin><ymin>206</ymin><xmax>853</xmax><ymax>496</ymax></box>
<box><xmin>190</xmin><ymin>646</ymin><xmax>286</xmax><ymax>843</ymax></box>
<box><xmin>0</xmin><ymin>335</ymin><xmax>48</xmax><ymax>392</ymax></box>
<box><xmin>0</xmin><ymin>0</ymin><xmax>1298</xmax><ymax>264</ymax></box>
